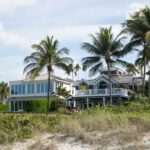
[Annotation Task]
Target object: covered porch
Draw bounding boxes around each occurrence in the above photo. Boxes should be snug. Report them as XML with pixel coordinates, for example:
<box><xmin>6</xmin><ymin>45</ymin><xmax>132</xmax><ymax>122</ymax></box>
<box><xmin>67</xmin><ymin>96</ymin><xmax>125</xmax><ymax>109</ymax></box>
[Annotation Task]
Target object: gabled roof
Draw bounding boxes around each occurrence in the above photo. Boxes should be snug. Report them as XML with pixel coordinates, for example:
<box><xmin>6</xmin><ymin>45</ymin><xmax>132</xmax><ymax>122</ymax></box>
<box><xmin>10</xmin><ymin>74</ymin><xmax>73</xmax><ymax>84</ymax></box>
<box><xmin>73</xmin><ymin>73</ymin><xmax>143</xmax><ymax>86</ymax></box>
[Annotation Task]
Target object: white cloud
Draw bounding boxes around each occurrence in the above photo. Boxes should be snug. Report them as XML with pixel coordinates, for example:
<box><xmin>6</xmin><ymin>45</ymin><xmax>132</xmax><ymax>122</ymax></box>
<box><xmin>0</xmin><ymin>0</ymin><xmax>37</xmax><ymax>15</ymax></box>
<box><xmin>0</xmin><ymin>22</ymin><xmax>28</xmax><ymax>49</ymax></box>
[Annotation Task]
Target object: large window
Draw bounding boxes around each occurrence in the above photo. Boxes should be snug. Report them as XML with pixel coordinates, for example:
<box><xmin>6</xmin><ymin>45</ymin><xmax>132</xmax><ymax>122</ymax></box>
<box><xmin>11</xmin><ymin>84</ymin><xmax>26</xmax><ymax>95</ymax></box>
<box><xmin>36</xmin><ymin>82</ymin><xmax>54</xmax><ymax>94</ymax></box>
<box><xmin>27</xmin><ymin>84</ymin><xmax>34</xmax><ymax>94</ymax></box>
<box><xmin>11</xmin><ymin>85</ymin><xmax>15</xmax><ymax>94</ymax></box>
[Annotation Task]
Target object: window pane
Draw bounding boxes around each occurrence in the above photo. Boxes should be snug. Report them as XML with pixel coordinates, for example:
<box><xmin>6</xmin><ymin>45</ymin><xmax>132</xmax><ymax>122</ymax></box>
<box><xmin>45</xmin><ymin>83</ymin><xmax>48</xmax><ymax>93</ymax></box>
<box><xmin>11</xmin><ymin>101</ymin><xmax>14</xmax><ymax>111</ymax></box>
<box><xmin>19</xmin><ymin>85</ymin><xmax>21</xmax><ymax>94</ymax></box>
<box><xmin>50</xmin><ymin>81</ymin><xmax>54</xmax><ymax>93</ymax></box>
<box><xmin>19</xmin><ymin>101</ymin><xmax>22</xmax><ymax>110</ymax></box>
<box><xmin>41</xmin><ymin>83</ymin><xmax>44</xmax><ymax>93</ymax></box>
<box><xmin>31</xmin><ymin>84</ymin><xmax>34</xmax><ymax>93</ymax></box>
<box><xmin>15</xmin><ymin>101</ymin><xmax>18</xmax><ymax>111</ymax></box>
<box><xmin>15</xmin><ymin>85</ymin><xmax>18</xmax><ymax>94</ymax></box>
<box><xmin>27</xmin><ymin>84</ymin><xmax>30</xmax><ymax>94</ymax></box>
<box><xmin>11</xmin><ymin>85</ymin><xmax>15</xmax><ymax>95</ymax></box>
<box><xmin>37</xmin><ymin>83</ymin><xmax>40</xmax><ymax>93</ymax></box>
<box><xmin>22</xmin><ymin>84</ymin><xmax>25</xmax><ymax>94</ymax></box>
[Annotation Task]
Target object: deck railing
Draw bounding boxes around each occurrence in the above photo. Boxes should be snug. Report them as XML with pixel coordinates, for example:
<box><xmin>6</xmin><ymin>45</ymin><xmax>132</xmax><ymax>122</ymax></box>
<box><xmin>75</xmin><ymin>88</ymin><xmax>128</xmax><ymax>97</ymax></box>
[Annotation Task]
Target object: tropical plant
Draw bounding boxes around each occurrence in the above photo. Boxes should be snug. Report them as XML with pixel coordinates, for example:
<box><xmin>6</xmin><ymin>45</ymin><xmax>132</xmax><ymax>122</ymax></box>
<box><xmin>123</xmin><ymin>6</ymin><xmax>150</xmax><ymax>94</ymax></box>
<box><xmin>82</xmin><ymin>27</ymin><xmax>128</xmax><ymax>104</ymax></box>
<box><xmin>67</xmin><ymin>63</ymin><xmax>81</xmax><ymax>80</ymax></box>
<box><xmin>146</xmin><ymin>70</ymin><xmax>150</xmax><ymax>97</ymax></box>
<box><xmin>126</xmin><ymin>63</ymin><xmax>139</xmax><ymax>75</ymax></box>
<box><xmin>24</xmin><ymin>36</ymin><xmax>73</xmax><ymax>111</ymax></box>
<box><xmin>54</xmin><ymin>85</ymin><xmax>71</xmax><ymax>99</ymax></box>
<box><xmin>0</xmin><ymin>82</ymin><xmax>9</xmax><ymax>102</ymax></box>
<box><xmin>82</xmin><ymin>64</ymin><xmax>88</xmax><ymax>79</ymax></box>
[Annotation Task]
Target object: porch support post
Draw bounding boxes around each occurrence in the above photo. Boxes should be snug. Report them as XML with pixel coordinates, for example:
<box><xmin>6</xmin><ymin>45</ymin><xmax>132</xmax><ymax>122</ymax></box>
<box><xmin>73</xmin><ymin>100</ymin><xmax>76</xmax><ymax>108</ymax></box>
<box><xmin>86</xmin><ymin>97</ymin><xmax>89</xmax><ymax>109</ymax></box>
<box><xmin>103</xmin><ymin>97</ymin><xmax>106</xmax><ymax>106</ymax></box>
<box><xmin>9</xmin><ymin>100</ymin><xmax>11</xmax><ymax>112</ymax></box>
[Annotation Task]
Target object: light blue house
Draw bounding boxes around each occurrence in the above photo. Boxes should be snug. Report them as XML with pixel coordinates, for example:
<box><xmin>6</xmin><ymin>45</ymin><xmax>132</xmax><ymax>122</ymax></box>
<box><xmin>8</xmin><ymin>74</ymin><xmax>73</xmax><ymax>112</ymax></box>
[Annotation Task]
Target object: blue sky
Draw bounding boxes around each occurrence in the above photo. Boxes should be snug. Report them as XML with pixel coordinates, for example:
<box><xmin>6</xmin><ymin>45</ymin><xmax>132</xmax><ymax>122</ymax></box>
<box><xmin>0</xmin><ymin>0</ymin><xmax>149</xmax><ymax>82</ymax></box>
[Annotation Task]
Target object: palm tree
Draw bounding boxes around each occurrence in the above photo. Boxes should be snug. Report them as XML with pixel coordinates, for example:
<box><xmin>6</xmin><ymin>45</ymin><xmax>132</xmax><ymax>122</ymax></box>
<box><xmin>123</xmin><ymin>6</ymin><xmax>150</xmax><ymax>94</ymax></box>
<box><xmin>24</xmin><ymin>36</ymin><xmax>73</xmax><ymax>111</ymax></box>
<box><xmin>67</xmin><ymin>63</ymin><xmax>80</xmax><ymax>80</ymax></box>
<box><xmin>82</xmin><ymin>27</ymin><xmax>127</xmax><ymax>104</ymax></box>
<box><xmin>75</xmin><ymin>64</ymin><xmax>81</xmax><ymax>80</ymax></box>
<box><xmin>126</xmin><ymin>63</ymin><xmax>139</xmax><ymax>75</ymax></box>
<box><xmin>0</xmin><ymin>82</ymin><xmax>9</xmax><ymax>102</ymax></box>
<box><xmin>82</xmin><ymin>64</ymin><xmax>88</xmax><ymax>79</ymax></box>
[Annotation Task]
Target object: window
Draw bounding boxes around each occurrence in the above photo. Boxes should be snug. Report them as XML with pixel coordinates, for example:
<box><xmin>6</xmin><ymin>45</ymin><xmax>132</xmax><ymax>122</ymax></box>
<box><xmin>22</xmin><ymin>84</ymin><xmax>25</xmax><ymax>94</ymax></box>
<box><xmin>19</xmin><ymin>85</ymin><xmax>21</xmax><ymax>94</ymax></box>
<box><xmin>37</xmin><ymin>83</ymin><xmax>40</xmax><ymax>93</ymax></box>
<box><xmin>11</xmin><ymin>85</ymin><xmax>15</xmax><ymax>94</ymax></box>
<box><xmin>45</xmin><ymin>83</ymin><xmax>48</xmax><ymax>93</ymax></box>
<box><xmin>15</xmin><ymin>85</ymin><xmax>18</xmax><ymax>94</ymax></box>
<box><xmin>41</xmin><ymin>83</ymin><xmax>44</xmax><ymax>93</ymax></box>
<box><xmin>27</xmin><ymin>84</ymin><xmax>34</xmax><ymax>94</ymax></box>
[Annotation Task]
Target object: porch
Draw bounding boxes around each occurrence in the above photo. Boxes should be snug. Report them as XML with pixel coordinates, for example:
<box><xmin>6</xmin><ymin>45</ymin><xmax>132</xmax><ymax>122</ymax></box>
<box><xmin>74</xmin><ymin>88</ymin><xmax>128</xmax><ymax>97</ymax></box>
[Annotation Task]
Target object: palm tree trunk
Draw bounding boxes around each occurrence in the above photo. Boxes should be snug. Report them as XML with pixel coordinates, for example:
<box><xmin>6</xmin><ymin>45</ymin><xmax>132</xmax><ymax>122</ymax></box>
<box><xmin>107</xmin><ymin>62</ymin><xmax>112</xmax><ymax>105</ymax></box>
<box><xmin>143</xmin><ymin>57</ymin><xmax>146</xmax><ymax>95</ymax></box>
<box><xmin>47</xmin><ymin>71</ymin><xmax>51</xmax><ymax>112</ymax></box>
<box><xmin>148</xmin><ymin>71</ymin><xmax>150</xmax><ymax>97</ymax></box>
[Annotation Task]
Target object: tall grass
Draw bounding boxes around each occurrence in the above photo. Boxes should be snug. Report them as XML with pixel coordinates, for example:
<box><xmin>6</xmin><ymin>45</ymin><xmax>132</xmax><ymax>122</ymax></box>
<box><xmin>0</xmin><ymin>103</ymin><xmax>150</xmax><ymax>148</ymax></box>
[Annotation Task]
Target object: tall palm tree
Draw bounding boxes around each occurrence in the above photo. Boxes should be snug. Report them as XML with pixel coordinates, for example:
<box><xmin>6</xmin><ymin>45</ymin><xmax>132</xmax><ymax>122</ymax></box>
<box><xmin>82</xmin><ymin>64</ymin><xmax>88</xmax><ymax>79</ymax></box>
<box><xmin>67</xmin><ymin>63</ymin><xmax>80</xmax><ymax>80</ymax></box>
<box><xmin>123</xmin><ymin>6</ymin><xmax>150</xmax><ymax>94</ymax></box>
<box><xmin>82</xmin><ymin>27</ymin><xmax>127</xmax><ymax>104</ymax></box>
<box><xmin>24</xmin><ymin>36</ymin><xmax>73</xmax><ymax>111</ymax></box>
<box><xmin>75</xmin><ymin>64</ymin><xmax>81</xmax><ymax>80</ymax></box>
<box><xmin>126</xmin><ymin>63</ymin><xmax>139</xmax><ymax>75</ymax></box>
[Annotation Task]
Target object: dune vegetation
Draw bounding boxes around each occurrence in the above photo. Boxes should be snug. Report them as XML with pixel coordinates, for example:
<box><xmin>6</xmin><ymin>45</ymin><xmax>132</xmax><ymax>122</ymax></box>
<box><xmin>1</xmin><ymin>102</ymin><xmax>150</xmax><ymax>149</ymax></box>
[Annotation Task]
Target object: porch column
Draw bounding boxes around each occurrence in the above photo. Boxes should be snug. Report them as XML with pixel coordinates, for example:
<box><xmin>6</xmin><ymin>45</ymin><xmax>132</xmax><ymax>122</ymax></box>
<box><xmin>103</xmin><ymin>97</ymin><xmax>106</xmax><ymax>106</ymax></box>
<box><xmin>9</xmin><ymin>101</ymin><xmax>11</xmax><ymax>112</ymax></box>
<box><xmin>86</xmin><ymin>97</ymin><xmax>89</xmax><ymax>108</ymax></box>
<box><xmin>73</xmin><ymin>100</ymin><xmax>76</xmax><ymax>108</ymax></box>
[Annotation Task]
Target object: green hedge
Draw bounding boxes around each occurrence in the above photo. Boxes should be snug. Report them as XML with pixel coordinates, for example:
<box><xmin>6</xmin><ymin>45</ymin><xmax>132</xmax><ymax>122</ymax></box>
<box><xmin>24</xmin><ymin>99</ymin><xmax>47</xmax><ymax>112</ymax></box>
<box><xmin>23</xmin><ymin>97</ymin><xmax>65</xmax><ymax>112</ymax></box>
<box><xmin>0</xmin><ymin>103</ymin><xmax>9</xmax><ymax>112</ymax></box>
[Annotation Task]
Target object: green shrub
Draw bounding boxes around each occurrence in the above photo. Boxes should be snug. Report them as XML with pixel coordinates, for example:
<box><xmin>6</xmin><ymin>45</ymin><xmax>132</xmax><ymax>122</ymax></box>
<box><xmin>129</xmin><ymin>93</ymin><xmax>150</xmax><ymax>102</ymax></box>
<box><xmin>0</xmin><ymin>103</ymin><xmax>9</xmax><ymax>112</ymax></box>
<box><xmin>49</xmin><ymin>97</ymin><xmax>65</xmax><ymax>112</ymax></box>
<box><xmin>24</xmin><ymin>99</ymin><xmax>47</xmax><ymax>112</ymax></box>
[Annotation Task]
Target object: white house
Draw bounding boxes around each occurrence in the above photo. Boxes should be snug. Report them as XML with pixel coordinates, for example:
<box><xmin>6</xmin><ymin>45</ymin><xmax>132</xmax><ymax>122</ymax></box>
<box><xmin>8</xmin><ymin>74</ymin><xmax>73</xmax><ymax>112</ymax></box>
<box><xmin>8</xmin><ymin>68</ymin><xmax>143</xmax><ymax>112</ymax></box>
<box><xmin>67</xmin><ymin>67</ymin><xmax>143</xmax><ymax>109</ymax></box>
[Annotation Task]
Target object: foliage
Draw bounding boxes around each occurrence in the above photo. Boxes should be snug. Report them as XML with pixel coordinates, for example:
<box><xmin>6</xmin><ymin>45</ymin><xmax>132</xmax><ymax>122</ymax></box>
<box><xmin>24</xmin><ymin>36</ymin><xmax>73</xmax><ymax>111</ymax></box>
<box><xmin>81</xmin><ymin>27</ymin><xmax>129</xmax><ymax>104</ymax></box>
<box><xmin>0</xmin><ymin>82</ymin><xmax>9</xmax><ymax>101</ymax></box>
<box><xmin>49</xmin><ymin>97</ymin><xmax>64</xmax><ymax>112</ymax></box>
<box><xmin>55</xmin><ymin>85</ymin><xmax>71</xmax><ymax>98</ymax></box>
<box><xmin>23</xmin><ymin>99</ymin><xmax>47</xmax><ymax>112</ymax></box>
<box><xmin>0</xmin><ymin>103</ymin><xmax>9</xmax><ymax>112</ymax></box>
<box><xmin>79</xmin><ymin>85</ymin><xmax>88</xmax><ymax>90</ymax></box>
<box><xmin>129</xmin><ymin>93</ymin><xmax>150</xmax><ymax>103</ymax></box>
<box><xmin>123</xmin><ymin>6</ymin><xmax>150</xmax><ymax>93</ymax></box>
<box><xmin>0</xmin><ymin>114</ymin><xmax>60</xmax><ymax>144</ymax></box>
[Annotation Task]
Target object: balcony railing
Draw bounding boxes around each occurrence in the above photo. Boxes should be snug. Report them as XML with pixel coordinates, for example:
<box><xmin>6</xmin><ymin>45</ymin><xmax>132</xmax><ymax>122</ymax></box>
<box><xmin>75</xmin><ymin>88</ymin><xmax>128</xmax><ymax>97</ymax></box>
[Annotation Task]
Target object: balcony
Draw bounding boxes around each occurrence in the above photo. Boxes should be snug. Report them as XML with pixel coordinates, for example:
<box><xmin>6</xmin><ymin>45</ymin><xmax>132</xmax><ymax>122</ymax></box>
<box><xmin>74</xmin><ymin>88</ymin><xmax>128</xmax><ymax>97</ymax></box>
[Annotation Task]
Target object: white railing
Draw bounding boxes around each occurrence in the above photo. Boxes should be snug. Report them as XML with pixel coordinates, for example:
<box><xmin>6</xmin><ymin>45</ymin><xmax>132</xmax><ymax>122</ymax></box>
<box><xmin>75</xmin><ymin>88</ymin><xmax>128</xmax><ymax>97</ymax></box>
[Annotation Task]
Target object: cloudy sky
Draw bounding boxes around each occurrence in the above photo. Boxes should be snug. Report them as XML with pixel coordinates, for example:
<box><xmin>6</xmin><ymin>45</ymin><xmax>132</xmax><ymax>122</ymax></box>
<box><xmin>0</xmin><ymin>0</ymin><xmax>149</xmax><ymax>82</ymax></box>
